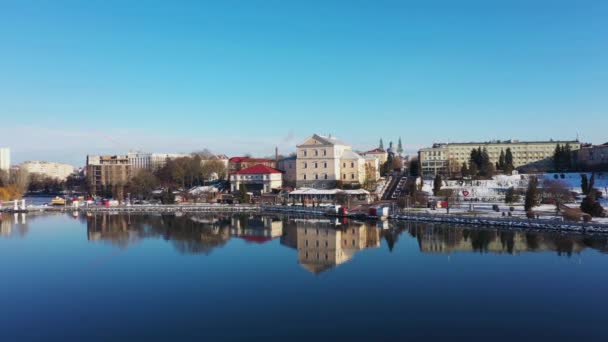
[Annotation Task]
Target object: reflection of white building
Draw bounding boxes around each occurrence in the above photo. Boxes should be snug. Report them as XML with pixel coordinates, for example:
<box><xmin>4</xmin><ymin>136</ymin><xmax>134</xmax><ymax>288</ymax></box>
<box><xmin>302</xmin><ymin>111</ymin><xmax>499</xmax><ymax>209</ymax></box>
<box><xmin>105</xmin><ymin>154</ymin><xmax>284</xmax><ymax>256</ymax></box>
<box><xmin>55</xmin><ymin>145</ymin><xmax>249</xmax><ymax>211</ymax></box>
<box><xmin>296</xmin><ymin>221</ymin><xmax>380</xmax><ymax>274</ymax></box>
<box><xmin>0</xmin><ymin>218</ymin><xmax>12</xmax><ymax>237</ymax></box>
<box><xmin>20</xmin><ymin>161</ymin><xmax>75</xmax><ymax>180</ymax></box>
<box><xmin>229</xmin><ymin>217</ymin><xmax>283</xmax><ymax>243</ymax></box>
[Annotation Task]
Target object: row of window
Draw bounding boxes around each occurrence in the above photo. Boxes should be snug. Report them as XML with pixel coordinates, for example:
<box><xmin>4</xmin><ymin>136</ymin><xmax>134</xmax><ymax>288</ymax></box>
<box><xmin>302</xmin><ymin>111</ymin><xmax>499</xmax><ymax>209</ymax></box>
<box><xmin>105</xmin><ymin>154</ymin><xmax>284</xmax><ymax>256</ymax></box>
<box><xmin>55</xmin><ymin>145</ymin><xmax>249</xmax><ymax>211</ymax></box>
<box><xmin>302</xmin><ymin>162</ymin><xmax>328</xmax><ymax>169</ymax></box>
<box><xmin>301</xmin><ymin>174</ymin><xmax>329</xmax><ymax>180</ymax></box>
<box><xmin>301</xmin><ymin>162</ymin><xmax>356</xmax><ymax>168</ymax></box>
<box><xmin>300</xmin><ymin>173</ymin><xmax>357</xmax><ymax>180</ymax></box>
<box><xmin>301</xmin><ymin>149</ymin><xmax>328</xmax><ymax>157</ymax></box>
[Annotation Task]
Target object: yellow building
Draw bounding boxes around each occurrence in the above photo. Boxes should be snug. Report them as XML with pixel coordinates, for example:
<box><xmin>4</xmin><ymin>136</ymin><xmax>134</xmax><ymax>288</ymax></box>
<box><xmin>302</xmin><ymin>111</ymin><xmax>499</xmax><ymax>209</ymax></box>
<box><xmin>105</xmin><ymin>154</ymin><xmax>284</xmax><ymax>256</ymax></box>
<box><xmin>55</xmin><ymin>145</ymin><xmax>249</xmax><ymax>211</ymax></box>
<box><xmin>419</xmin><ymin>140</ymin><xmax>580</xmax><ymax>177</ymax></box>
<box><xmin>296</xmin><ymin>134</ymin><xmax>376</xmax><ymax>188</ymax></box>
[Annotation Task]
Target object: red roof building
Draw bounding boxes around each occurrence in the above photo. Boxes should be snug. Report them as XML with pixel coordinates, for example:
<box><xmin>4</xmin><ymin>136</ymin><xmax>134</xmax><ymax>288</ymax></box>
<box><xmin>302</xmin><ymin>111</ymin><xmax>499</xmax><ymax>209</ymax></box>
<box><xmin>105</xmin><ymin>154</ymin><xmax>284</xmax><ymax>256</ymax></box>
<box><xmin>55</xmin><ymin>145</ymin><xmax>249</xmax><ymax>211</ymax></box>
<box><xmin>229</xmin><ymin>157</ymin><xmax>277</xmax><ymax>173</ymax></box>
<box><xmin>230</xmin><ymin>164</ymin><xmax>283</xmax><ymax>194</ymax></box>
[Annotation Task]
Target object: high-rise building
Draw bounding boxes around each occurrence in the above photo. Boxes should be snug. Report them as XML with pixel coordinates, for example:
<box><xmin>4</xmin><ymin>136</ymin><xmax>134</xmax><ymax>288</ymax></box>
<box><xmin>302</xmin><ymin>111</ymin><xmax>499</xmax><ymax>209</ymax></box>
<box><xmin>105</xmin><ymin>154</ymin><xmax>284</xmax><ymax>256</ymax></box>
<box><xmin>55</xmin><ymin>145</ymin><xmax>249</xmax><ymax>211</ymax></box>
<box><xmin>86</xmin><ymin>155</ymin><xmax>132</xmax><ymax>196</ymax></box>
<box><xmin>0</xmin><ymin>147</ymin><xmax>10</xmax><ymax>172</ymax></box>
<box><xmin>20</xmin><ymin>161</ymin><xmax>75</xmax><ymax>180</ymax></box>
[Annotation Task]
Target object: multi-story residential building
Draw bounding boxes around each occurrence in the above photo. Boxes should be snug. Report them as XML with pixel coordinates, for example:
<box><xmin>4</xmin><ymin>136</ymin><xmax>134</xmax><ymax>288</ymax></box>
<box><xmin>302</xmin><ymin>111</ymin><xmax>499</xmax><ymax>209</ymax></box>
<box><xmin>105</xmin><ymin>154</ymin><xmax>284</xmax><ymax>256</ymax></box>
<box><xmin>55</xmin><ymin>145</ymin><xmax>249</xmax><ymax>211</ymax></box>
<box><xmin>229</xmin><ymin>157</ymin><xmax>276</xmax><ymax>174</ymax></box>
<box><xmin>296</xmin><ymin>134</ymin><xmax>370</xmax><ymax>188</ymax></box>
<box><xmin>419</xmin><ymin>140</ymin><xmax>581</xmax><ymax>177</ymax></box>
<box><xmin>277</xmin><ymin>156</ymin><xmax>297</xmax><ymax>187</ymax></box>
<box><xmin>128</xmin><ymin>152</ymin><xmax>191</xmax><ymax>171</ymax></box>
<box><xmin>0</xmin><ymin>147</ymin><xmax>10</xmax><ymax>172</ymax></box>
<box><xmin>230</xmin><ymin>164</ymin><xmax>283</xmax><ymax>194</ymax></box>
<box><xmin>19</xmin><ymin>161</ymin><xmax>75</xmax><ymax>181</ymax></box>
<box><xmin>86</xmin><ymin>155</ymin><xmax>132</xmax><ymax>196</ymax></box>
<box><xmin>361</xmin><ymin>148</ymin><xmax>388</xmax><ymax>166</ymax></box>
<box><xmin>577</xmin><ymin>143</ymin><xmax>608</xmax><ymax>171</ymax></box>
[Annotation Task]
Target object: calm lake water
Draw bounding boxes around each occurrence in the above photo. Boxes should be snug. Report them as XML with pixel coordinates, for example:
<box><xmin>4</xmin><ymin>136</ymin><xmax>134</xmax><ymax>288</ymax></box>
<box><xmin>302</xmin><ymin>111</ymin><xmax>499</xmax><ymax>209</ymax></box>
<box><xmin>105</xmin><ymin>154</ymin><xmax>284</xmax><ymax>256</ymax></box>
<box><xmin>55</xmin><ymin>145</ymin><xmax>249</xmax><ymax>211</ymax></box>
<box><xmin>1</xmin><ymin>212</ymin><xmax>607</xmax><ymax>341</ymax></box>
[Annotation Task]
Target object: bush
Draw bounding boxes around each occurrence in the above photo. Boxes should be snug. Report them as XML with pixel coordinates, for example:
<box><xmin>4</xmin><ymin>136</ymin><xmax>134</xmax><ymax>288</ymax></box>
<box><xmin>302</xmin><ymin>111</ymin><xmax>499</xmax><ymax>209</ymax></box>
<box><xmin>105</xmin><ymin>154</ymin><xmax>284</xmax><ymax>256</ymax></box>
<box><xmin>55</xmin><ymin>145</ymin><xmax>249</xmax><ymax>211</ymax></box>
<box><xmin>562</xmin><ymin>209</ymin><xmax>581</xmax><ymax>222</ymax></box>
<box><xmin>581</xmin><ymin>190</ymin><xmax>606</xmax><ymax>217</ymax></box>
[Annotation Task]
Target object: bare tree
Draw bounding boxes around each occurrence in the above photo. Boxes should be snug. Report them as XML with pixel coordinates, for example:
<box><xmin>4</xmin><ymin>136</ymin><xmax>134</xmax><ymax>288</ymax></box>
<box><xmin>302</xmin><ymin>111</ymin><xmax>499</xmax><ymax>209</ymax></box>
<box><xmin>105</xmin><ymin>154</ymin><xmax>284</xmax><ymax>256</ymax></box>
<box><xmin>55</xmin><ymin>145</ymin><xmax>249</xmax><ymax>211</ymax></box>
<box><xmin>542</xmin><ymin>179</ymin><xmax>573</xmax><ymax>213</ymax></box>
<box><xmin>10</xmin><ymin>168</ymin><xmax>30</xmax><ymax>196</ymax></box>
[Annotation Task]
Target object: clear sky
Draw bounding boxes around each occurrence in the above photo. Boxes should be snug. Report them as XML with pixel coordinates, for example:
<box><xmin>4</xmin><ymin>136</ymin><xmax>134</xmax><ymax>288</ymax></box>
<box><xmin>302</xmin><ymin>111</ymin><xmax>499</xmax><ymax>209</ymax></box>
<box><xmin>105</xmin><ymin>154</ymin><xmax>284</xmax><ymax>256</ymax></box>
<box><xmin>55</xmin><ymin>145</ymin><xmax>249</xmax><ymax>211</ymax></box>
<box><xmin>1</xmin><ymin>0</ymin><xmax>607</xmax><ymax>166</ymax></box>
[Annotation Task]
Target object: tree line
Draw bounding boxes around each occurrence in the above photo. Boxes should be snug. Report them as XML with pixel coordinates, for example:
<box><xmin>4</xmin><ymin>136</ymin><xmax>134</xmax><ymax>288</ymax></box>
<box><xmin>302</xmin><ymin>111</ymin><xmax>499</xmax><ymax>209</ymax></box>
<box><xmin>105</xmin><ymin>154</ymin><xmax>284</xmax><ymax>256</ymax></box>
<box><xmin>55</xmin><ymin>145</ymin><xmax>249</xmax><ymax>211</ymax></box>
<box><xmin>461</xmin><ymin>147</ymin><xmax>514</xmax><ymax>179</ymax></box>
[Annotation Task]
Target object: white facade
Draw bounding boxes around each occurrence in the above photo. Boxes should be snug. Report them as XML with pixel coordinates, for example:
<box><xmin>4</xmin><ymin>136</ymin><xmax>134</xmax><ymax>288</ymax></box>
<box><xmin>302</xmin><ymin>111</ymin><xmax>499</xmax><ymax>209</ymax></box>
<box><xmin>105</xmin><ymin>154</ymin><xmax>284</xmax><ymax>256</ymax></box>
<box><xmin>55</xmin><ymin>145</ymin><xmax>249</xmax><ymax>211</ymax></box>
<box><xmin>0</xmin><ymin>147</ymin><xmax>10</xmax><ymax>171</ymax></box>
<box><xmin>20</xmin><ymin>161</ymin><xmax>75</xmax><ymax>180</ymax></box>
<box><xmin>127</xmin><ymin>152</ymin><xmax>190</xmax><ymax>170</ymax></box>
<box><xmin>230</xmin><ymin>167</ymin><xmax>283</xmax><ymax>194</ymax></box>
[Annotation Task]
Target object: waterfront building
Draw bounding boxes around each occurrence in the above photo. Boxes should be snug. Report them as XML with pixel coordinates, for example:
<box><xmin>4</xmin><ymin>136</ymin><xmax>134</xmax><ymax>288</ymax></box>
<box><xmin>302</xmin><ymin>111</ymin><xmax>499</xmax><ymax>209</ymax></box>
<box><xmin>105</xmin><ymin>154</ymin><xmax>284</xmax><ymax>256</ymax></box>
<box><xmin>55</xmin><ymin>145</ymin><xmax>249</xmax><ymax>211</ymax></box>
<box><xmin>86</xmin><ymin>155</ymin><xmax>132</xmax><ymax>196</ymax></box>
<box><xmin>229</xmin><ymin>164</ymin><xmax>283</xmax><ymax>194</ymax></box>
<box><xmin>19</xmin><ymin>161</ymin><xmax>75</xmax><ymax>181</ymax></box>
<box><xmin>296</xmin><ymin>134</ymin><xmax>374</xmax><ymax>188</ymax></box>
<box><xmin>419</xmin><ymin>139</ymin><xmax>581</xmax><ymax>177</ymax></box>
<box><xmin>277</xmin><ymin>156</ymin><xmax>297</xmax><ymax>187</ymax></box>
<box><xmin>576</xmin><ymin>143</ymin><xmax>608</xmax><ymax>171</ymax></box>
<box><xmin>0</xmin><ymin>147</ymin><xmax>10</xmax><ymax>171</ymax></box>
<box><xmin>229</xmin><ymin>157</ymin><xmax>277</xmax><ymax>174</ymax></box>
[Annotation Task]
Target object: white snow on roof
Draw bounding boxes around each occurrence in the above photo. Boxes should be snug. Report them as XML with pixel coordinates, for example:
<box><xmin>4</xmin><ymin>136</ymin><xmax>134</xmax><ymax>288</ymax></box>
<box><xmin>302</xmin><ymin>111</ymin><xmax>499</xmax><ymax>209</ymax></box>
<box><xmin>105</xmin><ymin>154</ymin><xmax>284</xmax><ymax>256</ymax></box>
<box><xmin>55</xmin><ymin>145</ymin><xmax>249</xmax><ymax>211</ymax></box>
<box><xmin>341</xmin><ymin>149</ymin><xmax>363</xmax><ymax>160</ymax></box>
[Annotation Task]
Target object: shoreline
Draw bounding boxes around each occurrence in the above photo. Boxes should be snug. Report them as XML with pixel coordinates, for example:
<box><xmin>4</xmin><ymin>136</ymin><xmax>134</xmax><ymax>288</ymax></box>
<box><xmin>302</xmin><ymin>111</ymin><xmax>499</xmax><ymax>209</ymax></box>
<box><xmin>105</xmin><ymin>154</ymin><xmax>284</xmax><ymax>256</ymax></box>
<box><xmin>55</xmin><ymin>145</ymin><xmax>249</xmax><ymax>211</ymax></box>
<box><xmin>5</xmin><ymin>203</ymin><xmax>608</xmax><ymax>234</ymax></box>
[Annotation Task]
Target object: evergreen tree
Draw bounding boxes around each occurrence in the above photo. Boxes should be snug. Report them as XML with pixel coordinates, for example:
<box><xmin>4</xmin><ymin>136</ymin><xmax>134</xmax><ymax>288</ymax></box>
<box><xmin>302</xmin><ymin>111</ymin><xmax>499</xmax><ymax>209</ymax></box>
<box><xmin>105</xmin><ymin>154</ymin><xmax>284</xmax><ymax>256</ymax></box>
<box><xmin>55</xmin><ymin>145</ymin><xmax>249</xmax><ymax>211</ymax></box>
<box><xmin>397</xmin><ymin>138</ymin><xmax>404</xmax><ymax>155</ymax></box>
<box><xmin>504</xmin><ymin>148</ymin><xmax>514</xmax><ymax>175</ymax></box>
<box><xmin>498</xmin><ymin>150</ymin><xmax>506</xmax><ymax>170</ymax></box>
<box><xmin>524</xmin><ymin>176</ymin><xmax>540</xmax><ymax>212</ymax></box>
<box><xmin>379</xmin><ymin>139</ymin><xmax>384</xmax><ymax>150</ymax></box>
<box><xmin>564</xmin><ymin>143</ymin><xmax>573</xmax><ymax>170</ymax></box>
<box><xmin>433</xmin><ymin>174</ymin><xmax>442</xmax><ymax>196</ymax></box>
<box><xmin>505</xmin><ymin>187</ymin><xmax>520</xmax><ymax>204</ymax></box>
<box><xmin>468</xmin><ymin>160</ymin><xmax>479</xmax><ymax>177</ymax></box>
<box><xmin>461</xmin><ymin>162</ymin><xmax>469</xmax><ymax>177</ymax></box>
<box><xmin>581</xmin><ymin>174</ymin><xmax>589</xmax><ymax>195</ymax></box>
<box><xmin>581</xmin><ymin>189</ymin><xmax>606</xmax><ymax>217</ymax></box>
<box><xmin>409</xmin><ymin>159</ymin><xmax>420</xmax><ymax>177</ymax></box>
<box><xmin>589</xmin><ymin>173</ymin><xmax>595</xmax><ymax>193</ymax></box>
<box><xmin>383</xmin><ymin>152</ymin><xmax>394</xmax><ymax>176</ymax></box>
<box><xmin>479</xmin><ymin>148</ymin><xmax>494</xmax><ymax>177</ymax></box>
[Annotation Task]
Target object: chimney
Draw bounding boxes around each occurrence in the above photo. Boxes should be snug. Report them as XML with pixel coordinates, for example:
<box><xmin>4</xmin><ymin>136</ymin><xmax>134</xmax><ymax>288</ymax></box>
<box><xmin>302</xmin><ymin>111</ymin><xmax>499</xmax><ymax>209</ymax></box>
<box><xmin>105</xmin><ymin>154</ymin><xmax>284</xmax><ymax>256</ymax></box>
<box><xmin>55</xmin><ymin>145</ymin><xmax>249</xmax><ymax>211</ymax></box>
<box><xmin>275</xmin><ymin>146</ymin><xmax>279</xmax><ymax>163</ymax></box>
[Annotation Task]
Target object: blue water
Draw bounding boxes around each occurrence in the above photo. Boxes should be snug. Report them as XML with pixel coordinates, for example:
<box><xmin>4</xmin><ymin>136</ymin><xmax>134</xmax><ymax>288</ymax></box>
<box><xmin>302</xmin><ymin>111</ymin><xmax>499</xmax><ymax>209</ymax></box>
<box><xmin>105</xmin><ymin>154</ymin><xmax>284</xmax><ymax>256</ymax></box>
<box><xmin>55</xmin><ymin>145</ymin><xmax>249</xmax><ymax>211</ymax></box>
<box><xmin>1</xmin><ymin>213</ymin><xmax>607</xmax><ymax>341</ymax></box>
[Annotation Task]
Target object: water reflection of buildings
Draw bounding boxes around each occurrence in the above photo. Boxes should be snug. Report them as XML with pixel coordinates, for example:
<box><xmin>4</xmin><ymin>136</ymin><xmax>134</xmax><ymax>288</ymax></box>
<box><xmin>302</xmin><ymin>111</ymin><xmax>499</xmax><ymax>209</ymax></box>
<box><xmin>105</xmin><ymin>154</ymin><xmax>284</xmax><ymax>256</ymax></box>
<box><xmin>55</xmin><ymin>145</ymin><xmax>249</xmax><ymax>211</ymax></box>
<box><xmin>0</xmin><ymin>213</ymin><xmax>28</xmax><ymax>238</ymax></box>
<box><xmin>408</xmin><ymin>224</ymin><xmax>590</xmax><ymax>256</ymax></box>
<box><xmin>0</xmin><ymin>216</ymin><xmax>11</xmax><ymax>237</ymax></box>
<box><xmin>86</xmin><ymin>214</ymin><xmax>142</xmax><ymax>249</ymax></box>
<box><xmin>294</xmin><ymin>219</ymin><xmax>381</xmax><ymax>274</ymax></box>
<box><xmin>230</xmin><ymin>216</ymin><xmax>283</xmax><ymax>243</ymax></box>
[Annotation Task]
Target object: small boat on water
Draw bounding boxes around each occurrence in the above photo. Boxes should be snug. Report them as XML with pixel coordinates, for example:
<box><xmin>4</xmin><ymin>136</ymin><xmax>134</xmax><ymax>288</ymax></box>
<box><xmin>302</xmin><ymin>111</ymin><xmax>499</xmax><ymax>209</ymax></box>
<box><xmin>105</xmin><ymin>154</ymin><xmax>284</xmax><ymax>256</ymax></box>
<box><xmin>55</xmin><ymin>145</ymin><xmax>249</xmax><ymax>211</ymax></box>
<box><xmin>50</xmin><ymin>197</ymin><xmax>66</xmax><ymax>206</ymax></box>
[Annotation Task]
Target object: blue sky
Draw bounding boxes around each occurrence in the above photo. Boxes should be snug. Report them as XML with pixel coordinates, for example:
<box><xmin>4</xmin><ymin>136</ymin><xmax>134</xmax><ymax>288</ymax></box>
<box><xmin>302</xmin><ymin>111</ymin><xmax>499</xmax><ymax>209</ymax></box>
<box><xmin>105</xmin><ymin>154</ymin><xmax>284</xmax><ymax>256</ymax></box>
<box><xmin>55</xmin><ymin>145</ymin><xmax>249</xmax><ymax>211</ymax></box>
<box><xmin>1</xmin><ymin>0</ymin><xmax>607</xmax><ymax>166</ymax></box>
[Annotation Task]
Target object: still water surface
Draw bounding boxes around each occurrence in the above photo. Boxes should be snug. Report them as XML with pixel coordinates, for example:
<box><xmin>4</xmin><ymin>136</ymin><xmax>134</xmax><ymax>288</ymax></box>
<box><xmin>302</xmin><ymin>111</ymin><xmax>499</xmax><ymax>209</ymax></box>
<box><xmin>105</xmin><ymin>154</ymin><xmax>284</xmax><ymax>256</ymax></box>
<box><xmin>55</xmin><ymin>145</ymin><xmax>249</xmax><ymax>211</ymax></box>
<box><xmin>1</xmin><ymin>213</ymin><xmax>607</xmax><ymax>340</ymax></box>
